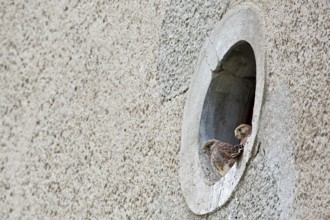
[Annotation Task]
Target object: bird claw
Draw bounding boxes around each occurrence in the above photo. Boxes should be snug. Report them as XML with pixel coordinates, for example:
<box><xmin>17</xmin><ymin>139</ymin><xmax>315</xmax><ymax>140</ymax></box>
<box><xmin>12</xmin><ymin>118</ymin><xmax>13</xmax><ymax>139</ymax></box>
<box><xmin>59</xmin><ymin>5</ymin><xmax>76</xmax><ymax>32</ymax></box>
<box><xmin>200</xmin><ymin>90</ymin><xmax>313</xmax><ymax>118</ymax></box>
<box><xmin>231</xmin><ymin>152</ymin><xmax>241</xmax><ymax>158</ymax></box>
<box><xmin>231</xmin><ymin>145</ymin><xmax>244</xmax><ymax>158</ymax></box>
<box><xmin>234</xmin><ymin>144</ymin><xmax>244</xmax><ymax>149</ymax></box>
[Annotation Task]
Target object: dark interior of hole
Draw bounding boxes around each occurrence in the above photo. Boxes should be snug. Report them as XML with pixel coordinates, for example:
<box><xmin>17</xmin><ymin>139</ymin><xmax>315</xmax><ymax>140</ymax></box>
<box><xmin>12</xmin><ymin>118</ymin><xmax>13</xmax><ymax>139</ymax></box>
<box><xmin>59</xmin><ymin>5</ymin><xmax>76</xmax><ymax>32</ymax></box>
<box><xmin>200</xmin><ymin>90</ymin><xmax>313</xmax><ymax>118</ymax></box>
<box><xmin>199</xmin><ymin>41</ymin><xmax>256</xmax><ymax>183</ymax></box>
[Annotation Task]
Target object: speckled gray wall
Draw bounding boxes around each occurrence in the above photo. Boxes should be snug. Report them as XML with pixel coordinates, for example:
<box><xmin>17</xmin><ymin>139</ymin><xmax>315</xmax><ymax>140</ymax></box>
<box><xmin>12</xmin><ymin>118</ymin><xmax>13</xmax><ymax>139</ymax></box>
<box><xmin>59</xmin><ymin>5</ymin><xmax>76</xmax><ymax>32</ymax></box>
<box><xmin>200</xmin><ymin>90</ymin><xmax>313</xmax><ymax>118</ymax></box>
<box><xmin>157</xmin><ymin>0</ymin><xmax>229</xmax><ymax>100</ymax></box>
<box><xmin>0</xmin><ymin>0</ymin><xmax>329</xmax><ymax>219</ymax></box>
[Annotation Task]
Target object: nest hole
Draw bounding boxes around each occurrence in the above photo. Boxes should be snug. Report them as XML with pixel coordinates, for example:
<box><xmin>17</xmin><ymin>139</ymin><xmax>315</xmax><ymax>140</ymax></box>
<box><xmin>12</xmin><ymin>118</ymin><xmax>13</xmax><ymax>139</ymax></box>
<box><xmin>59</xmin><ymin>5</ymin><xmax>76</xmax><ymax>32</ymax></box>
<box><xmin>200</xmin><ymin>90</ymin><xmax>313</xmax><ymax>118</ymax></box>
<box><xmin>199</xmin><ymin>41</ymin><xmax>256</xmax><ymax>184</ymax></box>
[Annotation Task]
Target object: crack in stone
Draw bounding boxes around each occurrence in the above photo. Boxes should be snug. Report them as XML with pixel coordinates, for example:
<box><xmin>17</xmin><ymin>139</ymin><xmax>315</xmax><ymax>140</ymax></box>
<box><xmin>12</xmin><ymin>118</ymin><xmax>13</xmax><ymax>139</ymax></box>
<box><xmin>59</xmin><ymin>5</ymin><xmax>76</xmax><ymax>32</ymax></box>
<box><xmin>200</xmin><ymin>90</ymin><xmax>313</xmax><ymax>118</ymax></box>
<box><xmin>162</xmin><ymin>87</ymin><xmax>189</xmax><ymax>103</ymax></box>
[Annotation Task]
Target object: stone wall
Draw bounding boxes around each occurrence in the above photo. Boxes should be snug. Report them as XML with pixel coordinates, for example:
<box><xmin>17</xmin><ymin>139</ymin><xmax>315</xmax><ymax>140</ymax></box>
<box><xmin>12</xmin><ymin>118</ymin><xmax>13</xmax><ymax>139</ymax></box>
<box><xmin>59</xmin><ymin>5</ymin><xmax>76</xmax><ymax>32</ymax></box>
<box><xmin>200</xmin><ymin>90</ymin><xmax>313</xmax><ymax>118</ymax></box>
<box><xmin>1</xmin><ymin>0</ymin><xmax>329</xmax><ymax>219</ymax></box>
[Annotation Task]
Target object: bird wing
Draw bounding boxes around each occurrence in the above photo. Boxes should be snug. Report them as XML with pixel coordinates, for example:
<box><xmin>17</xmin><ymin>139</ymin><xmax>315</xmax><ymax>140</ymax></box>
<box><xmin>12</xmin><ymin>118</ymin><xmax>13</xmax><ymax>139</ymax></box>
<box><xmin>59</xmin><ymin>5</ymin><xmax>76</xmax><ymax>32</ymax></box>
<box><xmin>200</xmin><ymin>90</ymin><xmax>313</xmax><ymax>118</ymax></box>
<box><xmin>217</xmin><ymin>142</ymin><xmax>241</xmax><ymax>159</ymax></box>
<box><xmin>209</xmin><ymin>142</ymin><xmax>236</xmax><ymax>172</ymax></box>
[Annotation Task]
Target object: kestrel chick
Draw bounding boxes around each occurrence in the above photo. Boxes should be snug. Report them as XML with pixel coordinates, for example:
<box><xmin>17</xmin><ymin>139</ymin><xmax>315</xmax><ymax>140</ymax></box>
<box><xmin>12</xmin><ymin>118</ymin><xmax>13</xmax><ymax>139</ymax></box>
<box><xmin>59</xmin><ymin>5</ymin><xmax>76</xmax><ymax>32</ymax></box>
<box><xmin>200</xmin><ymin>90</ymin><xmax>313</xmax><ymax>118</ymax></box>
<box><xmin>234</xmin><ymin>124</ymin><xmax>252</xmax><ymax>145</ymax></box>
<box><xmin>203</xmin><ymin>140</ymin><xmax>243</xmax><ymax>176</ymax></box>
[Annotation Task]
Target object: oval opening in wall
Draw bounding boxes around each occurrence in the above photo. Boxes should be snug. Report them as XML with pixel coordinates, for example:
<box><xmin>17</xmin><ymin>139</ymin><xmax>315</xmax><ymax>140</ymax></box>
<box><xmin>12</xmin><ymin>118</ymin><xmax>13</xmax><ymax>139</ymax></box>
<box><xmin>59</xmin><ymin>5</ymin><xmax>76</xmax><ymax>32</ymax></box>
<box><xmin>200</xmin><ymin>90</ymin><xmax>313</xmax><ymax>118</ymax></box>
<box><xmin>179</xmin><ymin>4</ymin><xmax>265</xmax><ymax>215</ymax></box>
<box><xmin>199</xmin><ymin>41</ymin><xmax>256</xmax><ymax>184</ymax></box>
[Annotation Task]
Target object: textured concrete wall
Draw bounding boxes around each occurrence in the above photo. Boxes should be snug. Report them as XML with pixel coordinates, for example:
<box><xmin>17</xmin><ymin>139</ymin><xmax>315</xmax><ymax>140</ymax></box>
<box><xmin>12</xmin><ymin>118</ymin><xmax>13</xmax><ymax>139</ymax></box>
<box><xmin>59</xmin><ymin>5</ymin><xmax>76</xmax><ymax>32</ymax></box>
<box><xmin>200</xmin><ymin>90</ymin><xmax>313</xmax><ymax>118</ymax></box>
<box><xmin>1</xmin><ymin>0</ymin><xmax>329</xmax><ymax>219</ymax></box>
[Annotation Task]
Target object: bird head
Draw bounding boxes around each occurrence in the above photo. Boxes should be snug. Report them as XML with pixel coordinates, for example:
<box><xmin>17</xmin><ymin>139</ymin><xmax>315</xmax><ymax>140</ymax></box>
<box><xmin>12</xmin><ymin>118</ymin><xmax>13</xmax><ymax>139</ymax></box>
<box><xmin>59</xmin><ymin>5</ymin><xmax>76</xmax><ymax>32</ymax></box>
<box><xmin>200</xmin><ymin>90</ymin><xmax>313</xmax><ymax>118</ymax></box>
<box><xmin>202</xmin><ymin>139</ymin><xmax>217</xmax><ymax>157</ymax></box>
<box><xmin>234</xmin><ymin>124</ymin><xmax>252</xmax><ymax>140</ymax></box>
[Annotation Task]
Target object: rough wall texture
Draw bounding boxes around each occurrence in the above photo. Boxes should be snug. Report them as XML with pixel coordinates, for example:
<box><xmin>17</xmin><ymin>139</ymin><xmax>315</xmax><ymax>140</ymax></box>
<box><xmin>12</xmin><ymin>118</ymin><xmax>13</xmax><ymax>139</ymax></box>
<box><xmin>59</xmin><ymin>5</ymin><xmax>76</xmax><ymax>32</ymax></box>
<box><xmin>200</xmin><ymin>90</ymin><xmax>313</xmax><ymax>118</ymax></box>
<box><xmin>0</xmin><ymin>0</ymin><xmax>196</xmax><ymax>219</ymax></box>
<box><xmin>157</xmin><ymin>0</ymin><xmax>229</xmax><ymax>100</ymax></box>
<box><xmin>0</xmin><ymin>0</ymin><xmax>329</xmax><ymax>219</ymax></box>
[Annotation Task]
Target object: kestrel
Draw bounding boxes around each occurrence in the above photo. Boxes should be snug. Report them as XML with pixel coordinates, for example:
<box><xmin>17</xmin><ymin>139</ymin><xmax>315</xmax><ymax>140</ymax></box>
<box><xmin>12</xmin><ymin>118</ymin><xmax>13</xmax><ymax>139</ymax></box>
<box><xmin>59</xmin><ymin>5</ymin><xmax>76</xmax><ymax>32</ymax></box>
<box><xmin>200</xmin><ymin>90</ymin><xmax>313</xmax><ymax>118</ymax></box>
<box><xmin>203</xmin><ymin>124</ymin><xmax>252</xmax><ymax>176</ymax></box>
<box><xmin>203</xmin><ymin>140</ymin><xmax>243</xmax><ymax>176</ymax></box>
<box><xmin>234</xmin><ymin>124</ymin><xmax>252</xmax><ymax>145</ymax></box>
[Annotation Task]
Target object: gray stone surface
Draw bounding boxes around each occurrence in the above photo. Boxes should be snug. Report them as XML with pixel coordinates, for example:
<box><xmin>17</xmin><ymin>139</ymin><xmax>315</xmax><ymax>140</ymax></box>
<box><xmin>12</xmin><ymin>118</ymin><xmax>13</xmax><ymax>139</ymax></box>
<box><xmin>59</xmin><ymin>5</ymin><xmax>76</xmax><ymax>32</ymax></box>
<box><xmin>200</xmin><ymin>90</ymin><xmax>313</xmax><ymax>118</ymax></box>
<box><xmin>0</xmin><ymin>0</ymin><xmax>329</xmax><ymax>219</ymax></box>
<box><xmin>0</xmin><ymin>1</ymin><xmax>197</xmax><ymax>219</ymax></box>
<box><xmin>156</xmin><ymin>0</ymin><xmax>230</xmax><ymax>100</ymax></box>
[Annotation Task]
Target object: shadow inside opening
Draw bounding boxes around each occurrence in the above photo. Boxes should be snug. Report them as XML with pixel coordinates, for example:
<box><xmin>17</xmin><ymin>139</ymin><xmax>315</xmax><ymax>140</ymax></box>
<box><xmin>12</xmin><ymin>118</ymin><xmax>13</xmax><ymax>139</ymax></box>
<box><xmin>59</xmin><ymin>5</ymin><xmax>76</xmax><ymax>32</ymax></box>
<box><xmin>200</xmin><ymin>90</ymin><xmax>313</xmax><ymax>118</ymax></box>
<box><xmin>199</xmin><ymin>41</ymin><xmax>256</xmax><ymax>184</ymax></box>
